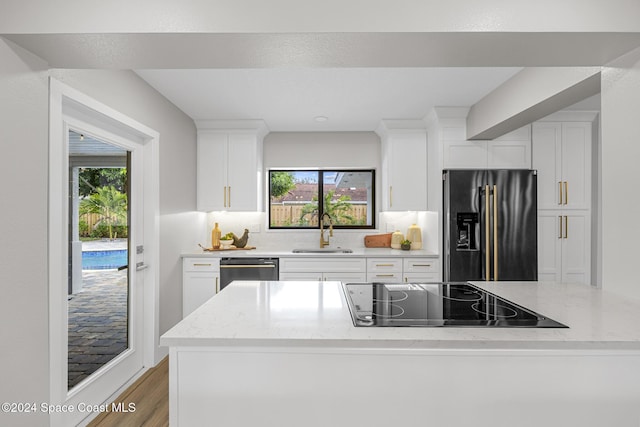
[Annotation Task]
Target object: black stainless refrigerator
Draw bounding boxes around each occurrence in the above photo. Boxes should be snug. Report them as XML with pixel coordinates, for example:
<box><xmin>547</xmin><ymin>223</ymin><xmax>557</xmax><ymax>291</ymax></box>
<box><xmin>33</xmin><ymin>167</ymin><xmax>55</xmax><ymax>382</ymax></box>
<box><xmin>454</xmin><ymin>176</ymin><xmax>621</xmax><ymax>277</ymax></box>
<box><xmin>443</xmin><ymin>169</ymin><xmax>537</xmax><ymax>282</ymax></box>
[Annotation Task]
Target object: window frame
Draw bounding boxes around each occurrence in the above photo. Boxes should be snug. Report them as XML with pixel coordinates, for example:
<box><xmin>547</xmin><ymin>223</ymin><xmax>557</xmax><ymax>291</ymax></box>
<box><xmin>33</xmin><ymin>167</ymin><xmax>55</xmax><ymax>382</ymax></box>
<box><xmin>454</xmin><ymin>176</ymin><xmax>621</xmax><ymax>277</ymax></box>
<box><xmin>268</xmin><ymin>169</ymin><xmax>376</xmax><ymax>230</ymax></box>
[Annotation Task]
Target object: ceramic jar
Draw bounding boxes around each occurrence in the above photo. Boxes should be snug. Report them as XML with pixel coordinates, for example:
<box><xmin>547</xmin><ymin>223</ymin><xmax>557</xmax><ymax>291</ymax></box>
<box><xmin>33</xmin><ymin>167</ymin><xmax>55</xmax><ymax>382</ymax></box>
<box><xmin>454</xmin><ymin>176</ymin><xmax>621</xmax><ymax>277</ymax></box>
<box><xmin>406</xmin><ymin>224</ymin><xmax>422</xmax><ymax>250</ymax></box>
<box><xmin>390</xmin><ymin>230</ymin><xmax>404</xmax><ymax>249</ymax></box>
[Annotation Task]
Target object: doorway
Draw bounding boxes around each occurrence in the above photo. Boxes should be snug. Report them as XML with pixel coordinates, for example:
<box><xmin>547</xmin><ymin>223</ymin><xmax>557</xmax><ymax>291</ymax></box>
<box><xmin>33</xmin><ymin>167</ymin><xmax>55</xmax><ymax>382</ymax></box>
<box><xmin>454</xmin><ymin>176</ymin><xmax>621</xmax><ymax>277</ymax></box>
<box><xmin>67</xmin><ymin>129</ymin><xmax>130</xmax><ymax>389</ymax></box>
<box><xmin>49</xmin><ymin>79</ymin><xmax>159</xmax><ymax>427</ymax></box>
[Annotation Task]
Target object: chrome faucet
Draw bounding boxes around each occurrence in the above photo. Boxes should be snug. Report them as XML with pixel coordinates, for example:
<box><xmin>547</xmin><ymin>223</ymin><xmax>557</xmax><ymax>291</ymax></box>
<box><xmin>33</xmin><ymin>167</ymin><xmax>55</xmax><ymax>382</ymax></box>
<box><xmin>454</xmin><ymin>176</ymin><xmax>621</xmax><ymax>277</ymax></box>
<box><xmin>319</xmin><ymin>213</ymin><xmax>333</xmax><ymax>248</ymax></box>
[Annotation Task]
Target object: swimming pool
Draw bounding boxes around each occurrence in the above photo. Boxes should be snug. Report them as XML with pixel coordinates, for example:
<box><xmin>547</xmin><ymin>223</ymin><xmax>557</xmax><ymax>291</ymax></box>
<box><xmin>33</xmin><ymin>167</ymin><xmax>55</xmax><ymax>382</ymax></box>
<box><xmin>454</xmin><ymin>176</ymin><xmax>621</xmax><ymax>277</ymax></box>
<box><xmin>82</xmin><ymin>249</ymin><xmax>128</xmax><ymax>270</ymax></box>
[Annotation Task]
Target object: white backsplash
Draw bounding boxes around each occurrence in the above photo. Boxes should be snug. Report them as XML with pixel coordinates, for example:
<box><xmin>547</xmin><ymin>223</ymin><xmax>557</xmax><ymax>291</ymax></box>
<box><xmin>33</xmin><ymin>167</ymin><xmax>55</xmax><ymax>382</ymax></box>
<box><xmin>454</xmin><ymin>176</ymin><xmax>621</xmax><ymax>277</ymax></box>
<box><xmin>197</xmin><ymin>210</ymin><xmax>439</xmax><ymax>254</ymax></box>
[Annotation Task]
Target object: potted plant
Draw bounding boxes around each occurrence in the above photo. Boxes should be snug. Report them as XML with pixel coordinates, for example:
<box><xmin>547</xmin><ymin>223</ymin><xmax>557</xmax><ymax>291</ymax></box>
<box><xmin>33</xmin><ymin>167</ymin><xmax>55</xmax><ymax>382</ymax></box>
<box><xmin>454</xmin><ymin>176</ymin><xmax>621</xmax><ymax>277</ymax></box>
<box><xmin>400</xmin><ymin>239</ymin><xmax>412</xmax><ymax>250</ymax></box>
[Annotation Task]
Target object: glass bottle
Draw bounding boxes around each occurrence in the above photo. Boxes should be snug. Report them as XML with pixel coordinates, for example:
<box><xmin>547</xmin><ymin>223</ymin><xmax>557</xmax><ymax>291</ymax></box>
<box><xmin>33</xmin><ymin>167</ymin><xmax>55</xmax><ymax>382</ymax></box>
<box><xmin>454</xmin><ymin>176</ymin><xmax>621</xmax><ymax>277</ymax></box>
<box><xmin>211</xmin><ymin>222</ymin><xmax>221</xmax><ymax>249</ymax></box>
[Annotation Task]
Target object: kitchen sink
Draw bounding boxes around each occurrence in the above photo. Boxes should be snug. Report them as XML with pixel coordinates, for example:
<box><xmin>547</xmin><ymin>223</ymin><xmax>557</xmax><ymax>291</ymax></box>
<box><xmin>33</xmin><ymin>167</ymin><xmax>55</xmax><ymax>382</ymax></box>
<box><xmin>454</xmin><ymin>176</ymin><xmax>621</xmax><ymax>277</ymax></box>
<box><xmin>292</xmin><ymin>248</ymin><xmax>353</xmax><ymax>254</ymax></box>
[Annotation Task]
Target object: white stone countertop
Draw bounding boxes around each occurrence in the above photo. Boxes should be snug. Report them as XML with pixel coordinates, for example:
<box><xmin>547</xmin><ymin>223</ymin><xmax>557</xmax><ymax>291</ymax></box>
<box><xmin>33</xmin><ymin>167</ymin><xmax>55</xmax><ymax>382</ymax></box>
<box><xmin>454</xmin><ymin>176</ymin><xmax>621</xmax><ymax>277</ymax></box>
<box><xmin>181</xmin><ymin>247</ymin><xmax>439</xmax><ymax>258</ymax></box>
<box><xmin>160</xmin><ymin>280</ymin><xmax>640</xmax><ymax>351</ymax></box>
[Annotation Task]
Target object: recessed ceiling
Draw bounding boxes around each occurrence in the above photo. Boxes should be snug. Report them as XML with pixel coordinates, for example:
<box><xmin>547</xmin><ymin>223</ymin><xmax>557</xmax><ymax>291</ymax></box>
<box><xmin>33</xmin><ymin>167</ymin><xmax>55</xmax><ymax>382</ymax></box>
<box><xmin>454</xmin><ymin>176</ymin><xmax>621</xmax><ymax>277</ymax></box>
<box><xmin>135</xmin><ymin>67</ymin><xmax>523</xmax><ymax>131</ymax></box>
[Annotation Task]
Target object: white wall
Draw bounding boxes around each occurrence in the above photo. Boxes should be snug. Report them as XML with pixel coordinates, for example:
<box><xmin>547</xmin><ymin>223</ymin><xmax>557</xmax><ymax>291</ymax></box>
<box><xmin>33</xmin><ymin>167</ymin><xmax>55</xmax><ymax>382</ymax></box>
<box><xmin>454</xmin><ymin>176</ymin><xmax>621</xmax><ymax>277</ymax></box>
<box><xmin>600</xmin><ymin>47</ymin><xmax>640</xmax><ymax>299</ymax></box>
<box><xmin>264</xmin><ymin>132</ymin><xmax>380</xmax><ymax>168</ymax></box>
<box><xmin>0</xmin><ymin>38</ymin><xmax>50</xmax><ymax>427</ymax></box>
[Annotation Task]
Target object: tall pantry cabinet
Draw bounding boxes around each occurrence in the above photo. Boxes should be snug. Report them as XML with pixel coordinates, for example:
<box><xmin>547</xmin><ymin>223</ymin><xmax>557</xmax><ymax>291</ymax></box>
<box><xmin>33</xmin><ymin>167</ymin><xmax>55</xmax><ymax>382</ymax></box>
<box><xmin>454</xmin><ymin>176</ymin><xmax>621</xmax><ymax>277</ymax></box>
<box><xmin>533</xmin><ymin>118</ymin><xmax>595</xmax><ymax>285</ymax></box>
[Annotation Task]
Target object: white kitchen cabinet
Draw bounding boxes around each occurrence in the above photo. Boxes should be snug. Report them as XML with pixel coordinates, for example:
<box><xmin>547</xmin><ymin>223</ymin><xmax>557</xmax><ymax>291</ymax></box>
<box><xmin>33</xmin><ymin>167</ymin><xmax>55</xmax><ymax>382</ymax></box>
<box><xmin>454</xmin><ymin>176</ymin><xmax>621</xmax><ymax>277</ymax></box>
<box><xmin>537</xmin><ymin>211</ymin><xmax>591</xmax><ymax>284</ymax></box>
<box><xmin>182</xmin><ymin>258</ymin><xmax>220</xmax><ymax>318</ymax></box>
<box><xmin>442</xmin><ymin>124</ymin><xmax>532</xmax><ymax>169</ymax></box>
<box><xmin>196</xmin><ymin>122</ymin><xmax>267</xmax><ymax>211</ymax></box>
<box><xmin>366</xmin><ymin>258</ymin><xmax>403</xmax><ymax>282</ymax></box>
<box><xmin>532</xmin><ymin>122</ymin><xmax>592</xmax><ymax>211</ymax></box>
<box><xmin>402</xmin><ymin>257</ymin><xmax>440</xmax><ymax>282</ymax></box>
<box><xmin>279</xmin><ymin>257</ymin><xmax>367</xmax><ymax>283</ymax></box>
<box><xmin>377</xmin><ymin>122</ymin><xmax>428</xmax><ymax>211</ymax></box>
<box><xmin>533</xmin><ymin>119</ymin><xmax>593</xmax><ymax>285</ymax></box>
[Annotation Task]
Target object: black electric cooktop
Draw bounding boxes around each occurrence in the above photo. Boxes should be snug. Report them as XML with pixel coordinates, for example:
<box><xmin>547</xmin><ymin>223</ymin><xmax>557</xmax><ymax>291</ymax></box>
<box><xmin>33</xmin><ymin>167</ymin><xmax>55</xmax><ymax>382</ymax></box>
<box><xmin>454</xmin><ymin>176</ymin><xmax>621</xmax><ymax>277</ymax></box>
<box><xmin>342</xmin><ymin>282</ymin><xmax>568</xmax><ymax>328</ymax></box>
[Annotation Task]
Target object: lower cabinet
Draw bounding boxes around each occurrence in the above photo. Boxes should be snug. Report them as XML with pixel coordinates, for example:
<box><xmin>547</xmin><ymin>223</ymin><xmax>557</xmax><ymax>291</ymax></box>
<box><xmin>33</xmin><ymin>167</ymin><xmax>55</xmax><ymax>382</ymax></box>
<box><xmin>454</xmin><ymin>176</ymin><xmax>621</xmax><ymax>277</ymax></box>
<box><xmin>182</xmin><ymin>258</ymin><xmax>220</xmax><ymax>318</ymax></box>
<box><xmin>280</xmin><ymin>256</ymin><xmax>440</xmax><ymax>284</ymax></box>
<box><xmin>366</xmin><ymin>258</ymin><xmax>403</xmax><ymax>282</ymax></box>
<box><xmin>538</xmin><ymin>211</ymin><xmax>591</xmax><ymax>284</ymax></box>
<box><xmin>279</xmin><ymin>257</ymin><xmax>367</xmax><ymax>283</ymax></box>
<box><xmin>402</xmin><ymin>258</ymin><xmax>439</xmax><ymax>282</ymax></box>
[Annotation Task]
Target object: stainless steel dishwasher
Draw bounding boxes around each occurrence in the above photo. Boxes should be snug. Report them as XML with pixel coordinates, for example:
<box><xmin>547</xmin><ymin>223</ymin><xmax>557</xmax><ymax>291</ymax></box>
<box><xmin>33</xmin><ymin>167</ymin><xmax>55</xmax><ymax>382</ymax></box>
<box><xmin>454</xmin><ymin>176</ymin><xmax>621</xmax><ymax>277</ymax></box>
<box><xmin>219</xmin><ymin>257</ymin><xmax>279</xmax><ymax>290</ymax></box>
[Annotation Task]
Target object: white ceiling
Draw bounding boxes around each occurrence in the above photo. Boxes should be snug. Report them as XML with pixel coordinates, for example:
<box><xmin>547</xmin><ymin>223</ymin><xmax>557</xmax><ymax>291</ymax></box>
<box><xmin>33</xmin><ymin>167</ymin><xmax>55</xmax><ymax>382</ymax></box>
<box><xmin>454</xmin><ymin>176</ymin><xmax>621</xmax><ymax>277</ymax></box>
<box><xmin>135</xmin><ymin>67</ymin><xmax>524</xmax><ymax>131</ymax></box>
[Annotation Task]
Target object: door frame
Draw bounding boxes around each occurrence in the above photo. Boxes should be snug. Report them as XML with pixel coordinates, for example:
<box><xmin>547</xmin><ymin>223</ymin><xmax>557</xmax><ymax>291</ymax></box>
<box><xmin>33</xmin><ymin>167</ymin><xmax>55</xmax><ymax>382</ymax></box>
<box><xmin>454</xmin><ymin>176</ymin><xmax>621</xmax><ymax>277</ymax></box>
<box><xmin>48</xmin><ymin>78</ymin><xmax>160</xmax><ymax>426</ymax></box>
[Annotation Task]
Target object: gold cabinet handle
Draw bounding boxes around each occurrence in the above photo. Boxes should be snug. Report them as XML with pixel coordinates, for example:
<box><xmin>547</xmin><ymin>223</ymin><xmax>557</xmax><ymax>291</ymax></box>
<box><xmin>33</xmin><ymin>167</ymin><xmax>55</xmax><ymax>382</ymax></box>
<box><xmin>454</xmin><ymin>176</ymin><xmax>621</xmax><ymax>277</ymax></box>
<box><xmin>558</xmin><ymin>216</ymin><xmax>563</xmax><ymax>239</ymax></box>
<box><xmin>564</xmin><ymin>216</ymin><xmax>568</xmax><ymax>239</ymax></box>
<box><xmin>223</xmin><ymin>186</ymin><xmax>227</xmax><ymax>207</ymax></box>
<box><xmin>215</xmin><ymin>277</ymin><xmax>220</xmax><ymax>293</ymax></box>
<box><xmin>413</xmin><ymin>264</ymin><xmax>431</xmax><ymax>267</ymax></box>
<box><xmin>558</xmin><ymin>182</ymin><xmax>563</xmax><ymax>205</ymax></box>
<box><xmin>194</xmin><ymin>263</ymin><xmax>212</xmax><ymax>267</ymax></box>
<box><xmin>375</xmin><ymin>263</ymin><xmax>395</xmax><ymax>267</ymax></box>
<box><xmin>228</xmin><ymin>186</ymin><xmax>231</xmax><ymax>207</ymax></box>
<box><xmin>493</xmin><ymin>184</ymin><xmax>498</xmax><ymax>281</ymax></box>
<box><xmin>389</xmin><ymin>186</ymin><xmax>393</xmax><ymax>208</ymax></box>
<box><xmin>485</xmin><ymin>185</ymin><xmax>490</xmax><ymax>281</ymax></box>
<box><xmin>564</xmin><ymin>181</ymin><xmax>568</xmax><ymax>205</ymax></box>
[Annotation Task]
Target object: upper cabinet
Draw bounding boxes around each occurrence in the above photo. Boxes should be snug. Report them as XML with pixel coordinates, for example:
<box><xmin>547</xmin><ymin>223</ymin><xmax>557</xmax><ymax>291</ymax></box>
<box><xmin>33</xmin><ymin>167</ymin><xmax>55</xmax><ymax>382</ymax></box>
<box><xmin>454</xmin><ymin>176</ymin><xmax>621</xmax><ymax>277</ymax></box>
<box><xmin>532</xmin><ymin>121</ymin><xmax>592</xmax><ymax>211</ymax></box>
<box><xmin>376</xmin><ymin>121</ymin><xmax>428</xmax><ymax>211</ymax></box>
<box><xmin>427</xmin><ymin>107</ymin><xmax>532</xmax><ymax>170</ymax></box>
<box><xmin>196</xmin><ymin>121</ymin><xmax>268</xmax><ymax>212</ymax></box>
<box><xmin>442</xmin><ymin>124</ymin><xmax>532</xmax><ymax>169</ymax></box>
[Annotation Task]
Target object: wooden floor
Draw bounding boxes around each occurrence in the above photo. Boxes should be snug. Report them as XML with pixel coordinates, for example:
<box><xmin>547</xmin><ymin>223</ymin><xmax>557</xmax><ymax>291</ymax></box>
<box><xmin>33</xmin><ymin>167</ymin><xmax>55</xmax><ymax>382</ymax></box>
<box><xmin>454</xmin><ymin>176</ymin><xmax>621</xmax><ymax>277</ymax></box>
<box><xmin>88</xmin><ymin>356</ymin><xmax>169</xmax><ymax>427</ymax></box>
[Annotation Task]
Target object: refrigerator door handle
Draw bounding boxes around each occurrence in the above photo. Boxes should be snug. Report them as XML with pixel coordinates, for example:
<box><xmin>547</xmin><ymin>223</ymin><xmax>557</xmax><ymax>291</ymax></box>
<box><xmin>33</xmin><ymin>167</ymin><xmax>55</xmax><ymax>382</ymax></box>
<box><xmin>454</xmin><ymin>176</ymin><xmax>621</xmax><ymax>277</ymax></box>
<box><xmin>485</xmin><ymin>184</ymin><xmax>490</xmax><ymax>281</ymax></box>
<box><xmin>493</xmin><ymin>184</ymin><xmax>498</xmax><ymax>281</ymax></box>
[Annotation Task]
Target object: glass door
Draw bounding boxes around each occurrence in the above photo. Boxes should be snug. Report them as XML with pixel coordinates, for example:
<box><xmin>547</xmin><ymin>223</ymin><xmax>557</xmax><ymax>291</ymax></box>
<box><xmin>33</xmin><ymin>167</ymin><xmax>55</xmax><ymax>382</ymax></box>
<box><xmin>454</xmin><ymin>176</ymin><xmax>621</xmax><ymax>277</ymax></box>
<box><xmin>67</xmin><ymin>129</ymin><xmax>132</xmax><ymax>390</ymax></box>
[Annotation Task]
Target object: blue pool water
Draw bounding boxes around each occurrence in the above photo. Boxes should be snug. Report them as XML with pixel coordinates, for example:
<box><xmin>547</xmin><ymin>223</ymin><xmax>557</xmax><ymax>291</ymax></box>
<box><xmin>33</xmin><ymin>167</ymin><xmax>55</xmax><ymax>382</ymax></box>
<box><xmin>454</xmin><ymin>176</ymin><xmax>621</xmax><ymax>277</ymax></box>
<box><xmin>82</xmin><ymin>249</ymin><xmax>128</xmax><ymax>270</ymax></box>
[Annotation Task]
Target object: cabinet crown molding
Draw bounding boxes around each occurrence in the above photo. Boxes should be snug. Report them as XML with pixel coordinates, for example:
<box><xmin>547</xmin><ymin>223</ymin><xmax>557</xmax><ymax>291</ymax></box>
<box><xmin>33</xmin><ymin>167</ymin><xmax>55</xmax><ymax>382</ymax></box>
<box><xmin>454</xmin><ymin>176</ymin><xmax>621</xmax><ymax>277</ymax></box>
<box><xmin>375</xmin><ymin>119</ymin><xmax>427</xmax><ymax>138</ymax></box>
<box><xmin>195</xmin><ymin>119</ymin><xmax>269</xmax><ymax>138</ymax></box>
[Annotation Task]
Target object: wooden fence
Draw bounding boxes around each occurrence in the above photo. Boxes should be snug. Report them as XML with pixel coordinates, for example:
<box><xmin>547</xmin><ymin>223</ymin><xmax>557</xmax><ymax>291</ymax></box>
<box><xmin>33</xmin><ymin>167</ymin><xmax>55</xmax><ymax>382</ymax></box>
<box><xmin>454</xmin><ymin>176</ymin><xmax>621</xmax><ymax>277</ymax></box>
<box><xmin>270</xmin><ymin>204</ymin><xmax>367</xmax><ymax>226</ymax></box>
<box><xmin>80</xmin><ymin>213</ymin><xmax>102</xmax><ymax>234</ymax></box>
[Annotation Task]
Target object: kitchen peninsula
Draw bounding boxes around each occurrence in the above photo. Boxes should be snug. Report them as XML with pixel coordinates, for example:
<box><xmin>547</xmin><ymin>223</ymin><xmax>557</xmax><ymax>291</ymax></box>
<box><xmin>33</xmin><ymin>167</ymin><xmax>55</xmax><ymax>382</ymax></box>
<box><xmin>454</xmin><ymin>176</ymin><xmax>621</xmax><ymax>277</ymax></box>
<box><xmin>161</xmin><ymin>280</ymin><xmax>640</xmax><ymax>427</ymax></box>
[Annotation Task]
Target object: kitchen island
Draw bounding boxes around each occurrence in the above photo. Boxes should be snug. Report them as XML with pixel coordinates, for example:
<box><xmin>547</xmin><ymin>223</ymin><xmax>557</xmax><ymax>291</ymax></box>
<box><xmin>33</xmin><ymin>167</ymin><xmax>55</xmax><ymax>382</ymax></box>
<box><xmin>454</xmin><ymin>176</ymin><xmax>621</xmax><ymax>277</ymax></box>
<box><xmin>161</xmin><ymin>280</ymin><xmax>640</xmax><ymax>427</ymax></box>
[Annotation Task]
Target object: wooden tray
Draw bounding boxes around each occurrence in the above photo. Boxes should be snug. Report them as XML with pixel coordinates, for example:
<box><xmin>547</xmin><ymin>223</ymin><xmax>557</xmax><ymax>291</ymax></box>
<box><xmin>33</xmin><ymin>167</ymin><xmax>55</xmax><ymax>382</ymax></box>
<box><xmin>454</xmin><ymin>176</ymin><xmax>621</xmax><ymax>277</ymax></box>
<box><xmin>199</xmin><ymin>243</ymin><xmax>256</xmax><ymax>252</ymax></box>
<box><xmin>364</xmin><ymin>233</ymin><xmax>392</xmax><ymax>248</ymax></box>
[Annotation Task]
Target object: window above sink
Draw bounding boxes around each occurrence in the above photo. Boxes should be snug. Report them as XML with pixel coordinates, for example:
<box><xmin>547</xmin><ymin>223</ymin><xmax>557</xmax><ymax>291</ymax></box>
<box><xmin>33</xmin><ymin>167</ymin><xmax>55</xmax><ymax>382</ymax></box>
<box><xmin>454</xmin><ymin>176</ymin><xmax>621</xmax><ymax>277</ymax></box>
<box><xmin>268</xmin><ymin>169</ymin><xmax>375</xmax><ymax>230</ymax></box>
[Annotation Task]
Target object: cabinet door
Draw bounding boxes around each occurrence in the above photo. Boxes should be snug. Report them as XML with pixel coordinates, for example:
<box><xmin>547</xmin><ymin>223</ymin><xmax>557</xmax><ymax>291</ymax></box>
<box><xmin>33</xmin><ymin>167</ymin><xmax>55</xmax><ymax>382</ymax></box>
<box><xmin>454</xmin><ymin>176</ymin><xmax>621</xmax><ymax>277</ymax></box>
<box><xmin>442</xmin><ymin>140</ymin><xmax>488</xmax><ymax>169</ymax></box>
<box><xmin>384</xmin><ymin>132</ymin><xmax>427</xmax><ymax>211</ymax></box>
<box><xmin>561</xmin><ymin>212</ymin><xmax>591</xmax><ymax>284</ymax></box>
<box><xmin>279</xmin><ymin>272</ymin><xmax>323</xmax><ymax>281</ymax></box>
<box><xmin>197</xmin><ymin>132</ymin><xmax>228</xmax><ymax>211</ymax></box>
<box><xmin>402</xmin><ymin>273</ymin><xmax>440</xmax><ymax>283</ymax></box>
<box><xmin>532</xmin><ymin>123</ymin><xmax>562</xmax><ymax>210</ymax></box>
<box><xmin>183</xmin><ymin>272</ymin><xmax>219</xmax><ymax>318</ymax></box>
<box><xmin>227</xmin><ymin>133</ymin><xmax>259</xmax><ymax>211</ymax></box>
<box><xmin>537</xmin><ymin>211</ymin><xmax>563</xmax><ymax>282</ymax></box>
<box><xmin>487</xmin><ymin>125</ymin><xmax>532</xmax><ymax>169</ymax></box>
<box><xmin>561</xmin><ymin>123</ymin><xmax>591</xmax><ymax>210</ymax></box>
<box><xmin>323</xmin><ymin>272</ymin><xmax>367</xmax><ymax>283</ymax></box>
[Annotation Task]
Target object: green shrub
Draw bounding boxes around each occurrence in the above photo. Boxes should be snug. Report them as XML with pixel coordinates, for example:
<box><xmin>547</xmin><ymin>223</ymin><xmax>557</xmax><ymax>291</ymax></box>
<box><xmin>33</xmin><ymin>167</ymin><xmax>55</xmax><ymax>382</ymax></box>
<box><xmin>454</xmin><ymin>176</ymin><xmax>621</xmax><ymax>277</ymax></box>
<box><xmin>79</xmin><ymin>219</ymin><xmax>89</xmax><ymax>237</ymax></box>
<box><xmin>90</xmin><ymin>223</ymin><xmax>128</xmax><ymax>238</ymax></box>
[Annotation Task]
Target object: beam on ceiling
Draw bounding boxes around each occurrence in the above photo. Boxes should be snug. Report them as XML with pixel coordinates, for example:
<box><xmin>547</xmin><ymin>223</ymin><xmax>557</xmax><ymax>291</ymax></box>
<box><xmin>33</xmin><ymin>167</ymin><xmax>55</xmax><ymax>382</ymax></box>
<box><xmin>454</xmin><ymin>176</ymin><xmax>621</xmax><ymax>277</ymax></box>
<box><xmin>466</xmin><ymin>67</ymin><xmax>601</xmax><ymax>140</ymax></box>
